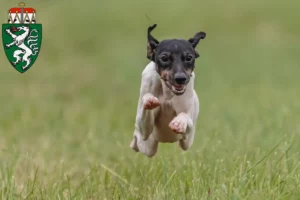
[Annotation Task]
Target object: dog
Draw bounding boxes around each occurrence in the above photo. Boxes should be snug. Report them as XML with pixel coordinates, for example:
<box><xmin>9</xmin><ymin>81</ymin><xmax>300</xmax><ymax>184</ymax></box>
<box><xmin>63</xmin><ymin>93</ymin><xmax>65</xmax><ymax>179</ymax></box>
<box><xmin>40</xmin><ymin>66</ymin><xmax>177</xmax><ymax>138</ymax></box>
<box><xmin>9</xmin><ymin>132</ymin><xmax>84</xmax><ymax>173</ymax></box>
<box><xmin>130</xmin><ymin>24</ymin><xmax>206</xmax><ymax>157</ymax></box>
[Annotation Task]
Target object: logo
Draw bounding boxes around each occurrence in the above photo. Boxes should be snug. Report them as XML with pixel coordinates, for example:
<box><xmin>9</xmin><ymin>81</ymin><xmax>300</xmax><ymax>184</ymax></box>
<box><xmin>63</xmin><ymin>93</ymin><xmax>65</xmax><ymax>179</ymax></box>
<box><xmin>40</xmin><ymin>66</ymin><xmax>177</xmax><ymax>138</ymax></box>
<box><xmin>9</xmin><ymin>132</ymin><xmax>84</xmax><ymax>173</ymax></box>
<box><xmin>2</xmin><ymin>2</ymin><xmax>42</xmax><ymax>73</ymax></box>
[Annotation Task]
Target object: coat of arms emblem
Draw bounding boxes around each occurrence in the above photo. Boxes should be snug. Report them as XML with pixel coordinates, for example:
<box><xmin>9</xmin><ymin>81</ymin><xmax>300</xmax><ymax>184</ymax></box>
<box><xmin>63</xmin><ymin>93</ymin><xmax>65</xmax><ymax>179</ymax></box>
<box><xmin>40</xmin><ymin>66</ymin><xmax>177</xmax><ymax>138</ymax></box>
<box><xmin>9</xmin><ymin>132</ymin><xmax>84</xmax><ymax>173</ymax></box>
<box><xmin>2</xmin><ymin>2</ymin><xmax>42</xmax><ymax>73</ymax></box>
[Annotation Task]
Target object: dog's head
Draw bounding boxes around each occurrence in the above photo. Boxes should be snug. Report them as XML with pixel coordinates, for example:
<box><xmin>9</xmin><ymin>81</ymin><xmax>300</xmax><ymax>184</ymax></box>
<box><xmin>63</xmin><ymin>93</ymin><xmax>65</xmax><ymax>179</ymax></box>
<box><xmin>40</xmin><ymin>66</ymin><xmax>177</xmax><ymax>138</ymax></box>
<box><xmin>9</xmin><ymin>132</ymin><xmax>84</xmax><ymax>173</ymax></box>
<box><xmin>147</xmin><ymin>24</ymin><xmax>206</xmax><ymax>95</ymax></box>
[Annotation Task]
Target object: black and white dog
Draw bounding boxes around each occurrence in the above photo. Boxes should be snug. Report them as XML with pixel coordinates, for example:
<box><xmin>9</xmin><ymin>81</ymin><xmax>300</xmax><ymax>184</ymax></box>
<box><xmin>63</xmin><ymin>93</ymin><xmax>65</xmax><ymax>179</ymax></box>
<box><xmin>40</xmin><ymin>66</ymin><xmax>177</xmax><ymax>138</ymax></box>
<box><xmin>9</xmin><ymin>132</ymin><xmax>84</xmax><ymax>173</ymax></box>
<box><xmin>130</xmin><ymin>24</ymin><xmax>206</xmax><ymax>157</ymax></box>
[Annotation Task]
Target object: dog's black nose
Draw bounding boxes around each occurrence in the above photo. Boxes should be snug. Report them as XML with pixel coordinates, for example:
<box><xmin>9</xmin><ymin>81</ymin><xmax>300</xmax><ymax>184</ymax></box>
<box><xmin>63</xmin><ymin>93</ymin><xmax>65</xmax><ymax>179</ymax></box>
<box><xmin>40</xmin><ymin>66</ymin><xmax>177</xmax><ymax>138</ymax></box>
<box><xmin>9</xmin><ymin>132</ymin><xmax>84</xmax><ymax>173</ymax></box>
<box><xmin>174</xmin><ymin>73</ymin><xmax>187</xmax><ymax>84</ymax></box>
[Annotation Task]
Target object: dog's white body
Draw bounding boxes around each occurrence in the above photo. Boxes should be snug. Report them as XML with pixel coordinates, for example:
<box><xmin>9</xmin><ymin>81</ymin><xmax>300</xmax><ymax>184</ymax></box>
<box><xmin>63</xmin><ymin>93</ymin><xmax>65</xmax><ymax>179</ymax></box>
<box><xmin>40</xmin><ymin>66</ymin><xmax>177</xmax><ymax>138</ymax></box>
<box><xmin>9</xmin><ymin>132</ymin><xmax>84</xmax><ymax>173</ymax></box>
<box><xmin>130</xmin><ymin>61</ymin><xmax>199</xmax><ymax>157</ymax></box>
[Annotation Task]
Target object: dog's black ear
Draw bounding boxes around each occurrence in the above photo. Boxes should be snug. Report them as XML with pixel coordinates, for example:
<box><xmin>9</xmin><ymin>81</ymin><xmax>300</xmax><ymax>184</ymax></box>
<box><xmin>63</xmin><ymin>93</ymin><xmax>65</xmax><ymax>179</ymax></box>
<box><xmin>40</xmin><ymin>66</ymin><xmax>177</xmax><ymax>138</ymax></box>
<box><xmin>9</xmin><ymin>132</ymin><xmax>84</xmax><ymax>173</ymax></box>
<box><xmin>147</xmin><ymin>24</ymin><xmax>159</xmax><ymax>61</ymax></box>
<box><xmin>188</xmin><ymin>32</ymin><xmax>206</xmax><ymax>58</ymax></box>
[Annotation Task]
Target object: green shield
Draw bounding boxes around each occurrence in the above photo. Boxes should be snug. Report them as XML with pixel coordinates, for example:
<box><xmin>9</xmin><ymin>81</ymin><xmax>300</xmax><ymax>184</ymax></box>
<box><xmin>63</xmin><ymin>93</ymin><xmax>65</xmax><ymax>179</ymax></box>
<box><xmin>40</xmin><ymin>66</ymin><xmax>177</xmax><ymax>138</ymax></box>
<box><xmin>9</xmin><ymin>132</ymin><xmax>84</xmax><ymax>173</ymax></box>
<box><xmin>2</xmin><ymin>24</ymin><xmax>42</xmax><ymax>73</ymax></box>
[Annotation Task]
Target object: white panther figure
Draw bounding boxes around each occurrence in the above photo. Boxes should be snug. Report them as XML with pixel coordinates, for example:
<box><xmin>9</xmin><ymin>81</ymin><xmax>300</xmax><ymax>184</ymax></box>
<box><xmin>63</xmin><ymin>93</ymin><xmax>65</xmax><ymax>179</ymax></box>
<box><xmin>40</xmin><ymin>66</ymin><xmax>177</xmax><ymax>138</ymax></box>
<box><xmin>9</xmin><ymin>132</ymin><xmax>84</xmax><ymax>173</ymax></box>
<box><xmin>5</xmin><ymin>26</ymin><xmax>38</xmax><ymax>70</ymax></box>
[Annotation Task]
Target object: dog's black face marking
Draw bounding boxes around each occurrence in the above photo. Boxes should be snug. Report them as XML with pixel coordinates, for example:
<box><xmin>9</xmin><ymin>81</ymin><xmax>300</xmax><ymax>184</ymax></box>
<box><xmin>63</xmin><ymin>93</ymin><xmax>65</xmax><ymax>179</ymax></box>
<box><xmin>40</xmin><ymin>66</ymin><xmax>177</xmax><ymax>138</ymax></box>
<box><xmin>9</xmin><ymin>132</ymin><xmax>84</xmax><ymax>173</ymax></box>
<box><xmin>156</xmin><ymin>40</ymin><xmax>196</xmax><ymax>95</ymax></box>
<box><xmin>147</xmin><ymin>24</ymin><xmax>206</xmax><ymax>95</ymax></box>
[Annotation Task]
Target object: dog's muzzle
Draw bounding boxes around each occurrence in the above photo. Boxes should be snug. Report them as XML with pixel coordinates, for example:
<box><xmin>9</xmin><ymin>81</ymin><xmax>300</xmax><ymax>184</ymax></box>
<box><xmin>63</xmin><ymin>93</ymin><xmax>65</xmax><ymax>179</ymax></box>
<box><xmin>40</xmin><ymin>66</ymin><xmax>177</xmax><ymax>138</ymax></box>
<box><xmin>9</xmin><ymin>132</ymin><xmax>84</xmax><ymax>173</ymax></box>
<box><xmin>164</xmin><ymin>80</ymin><xmax>187</xmax><ymax>95</ymax></box>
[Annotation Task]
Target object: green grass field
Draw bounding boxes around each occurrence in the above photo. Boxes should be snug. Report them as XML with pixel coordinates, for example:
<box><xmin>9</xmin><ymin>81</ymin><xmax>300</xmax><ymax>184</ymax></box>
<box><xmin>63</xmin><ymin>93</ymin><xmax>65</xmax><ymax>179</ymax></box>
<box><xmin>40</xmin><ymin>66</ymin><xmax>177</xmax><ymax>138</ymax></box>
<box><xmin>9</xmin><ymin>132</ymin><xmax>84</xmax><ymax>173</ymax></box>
<box><xmin>1</xmin><ymin>0</ymin><xmax>300</xmax><ymax>199</ymax></box>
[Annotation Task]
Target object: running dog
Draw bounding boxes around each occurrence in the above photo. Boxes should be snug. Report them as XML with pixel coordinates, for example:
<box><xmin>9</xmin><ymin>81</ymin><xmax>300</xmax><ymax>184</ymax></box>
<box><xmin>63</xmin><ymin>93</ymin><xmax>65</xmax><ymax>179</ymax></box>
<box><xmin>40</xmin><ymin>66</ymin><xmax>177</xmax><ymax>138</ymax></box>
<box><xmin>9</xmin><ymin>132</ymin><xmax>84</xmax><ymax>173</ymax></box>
<box><xmin>130</xmin><ymin>24</ymin><xmax>206</xmax><ymax>157</ymax></box>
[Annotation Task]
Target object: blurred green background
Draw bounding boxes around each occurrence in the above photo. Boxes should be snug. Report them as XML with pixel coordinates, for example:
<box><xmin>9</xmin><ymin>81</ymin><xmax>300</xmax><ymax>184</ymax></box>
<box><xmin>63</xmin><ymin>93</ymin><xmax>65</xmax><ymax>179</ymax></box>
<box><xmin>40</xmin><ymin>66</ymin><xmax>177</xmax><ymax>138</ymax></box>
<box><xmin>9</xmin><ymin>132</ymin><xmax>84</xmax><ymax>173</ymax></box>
<box><xmin>1</xmin><ymin>0</ymin><xmax>300</xmax><ymax>199</ymax></box>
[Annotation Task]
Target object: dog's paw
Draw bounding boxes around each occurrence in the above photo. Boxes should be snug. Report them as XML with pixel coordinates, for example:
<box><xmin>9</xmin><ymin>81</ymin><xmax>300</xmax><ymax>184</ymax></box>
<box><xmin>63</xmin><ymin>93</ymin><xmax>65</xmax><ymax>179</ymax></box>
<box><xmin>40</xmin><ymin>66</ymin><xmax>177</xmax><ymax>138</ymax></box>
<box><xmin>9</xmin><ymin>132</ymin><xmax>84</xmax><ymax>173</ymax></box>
<box><xmin>169</xmin><ymin>117</ymin><xmax>187</xmax><ymax>134</ymax></box>
<box><xmin>143</xmin><ymin>96</ymin><xmax>160</xmax><ymax>110</ymax></box>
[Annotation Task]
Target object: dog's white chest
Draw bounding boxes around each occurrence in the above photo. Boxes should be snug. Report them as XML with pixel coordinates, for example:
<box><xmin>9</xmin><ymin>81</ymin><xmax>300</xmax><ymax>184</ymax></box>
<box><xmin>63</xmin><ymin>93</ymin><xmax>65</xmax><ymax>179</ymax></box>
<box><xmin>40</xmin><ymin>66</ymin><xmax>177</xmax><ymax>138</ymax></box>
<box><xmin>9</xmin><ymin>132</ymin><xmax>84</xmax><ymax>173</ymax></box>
<box><xmin>153</xmin><ymin>98</ymin><xmax>183</xmax><ymax>143</ymax></box>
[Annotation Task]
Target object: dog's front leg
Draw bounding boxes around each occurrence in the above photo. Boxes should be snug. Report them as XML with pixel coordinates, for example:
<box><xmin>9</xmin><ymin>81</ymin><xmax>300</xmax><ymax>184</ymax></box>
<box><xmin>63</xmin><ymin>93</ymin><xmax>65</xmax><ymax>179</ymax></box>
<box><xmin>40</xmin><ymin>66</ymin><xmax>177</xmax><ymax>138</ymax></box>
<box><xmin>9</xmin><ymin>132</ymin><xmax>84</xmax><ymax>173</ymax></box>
<box><xmin>134</xmin><ymin>65</ymin><xmax>161</xmax><ymax>140</ymax></box>
<box><xmin>169</xmin><ymin>113</ymin><xmax>195</xmax><ymax>150</ymax></box>
<box><xmin>136</xmin><ymin>93</ymin><xmax>160</xmax><ymax>140</ymax></box>
<box><xmin>130</xmin><ymin>93</ymin><xmax>160</xmax><ymax>157</ymax></box>
<box><xmin>130</xmin><ymin>64</ymin><xmax>161</xmax><ymax>156</ymax></box>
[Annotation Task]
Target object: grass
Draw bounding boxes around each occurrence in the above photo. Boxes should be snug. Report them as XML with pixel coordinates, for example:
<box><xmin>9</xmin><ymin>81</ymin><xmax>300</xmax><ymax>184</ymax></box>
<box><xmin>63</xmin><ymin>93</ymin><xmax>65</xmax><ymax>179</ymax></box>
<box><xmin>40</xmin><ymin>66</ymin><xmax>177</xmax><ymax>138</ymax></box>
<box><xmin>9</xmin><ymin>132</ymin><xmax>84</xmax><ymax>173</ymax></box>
<box><xmin>1</xmin><ymin>0</ymin><xmax>300</xmax><ymax>199</ymax></box>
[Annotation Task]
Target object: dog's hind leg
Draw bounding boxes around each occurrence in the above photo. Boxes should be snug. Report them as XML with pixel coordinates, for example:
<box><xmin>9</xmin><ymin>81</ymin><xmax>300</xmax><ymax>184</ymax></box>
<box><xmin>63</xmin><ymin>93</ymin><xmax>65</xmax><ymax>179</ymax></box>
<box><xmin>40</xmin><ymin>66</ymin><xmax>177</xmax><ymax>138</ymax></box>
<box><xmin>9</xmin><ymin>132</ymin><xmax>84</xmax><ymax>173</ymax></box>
<box><xmin>131</xmin><ymin>130</ymin><xmax>158</xmax><ymax>157</ymax></box>
<box><xmin>130</xmin><ymin>133</ymin><xmax>139</xmax><ymax>152</ymax></box>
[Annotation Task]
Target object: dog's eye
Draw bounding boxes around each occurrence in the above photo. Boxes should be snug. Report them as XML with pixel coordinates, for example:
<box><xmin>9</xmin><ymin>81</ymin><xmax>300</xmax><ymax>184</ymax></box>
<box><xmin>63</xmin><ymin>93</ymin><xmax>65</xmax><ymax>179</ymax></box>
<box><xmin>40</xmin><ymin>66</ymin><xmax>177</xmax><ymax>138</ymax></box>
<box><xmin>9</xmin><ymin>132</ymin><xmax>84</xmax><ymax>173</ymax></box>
<box><xmin>185</xmin><ymin>55</ymin><xmax>193</xmax><ymax>62</ymax></box>
<box><xmin>160</xmin><ymin>55</ymin><xmax>169</xmax><ymax>63</ymax></box>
